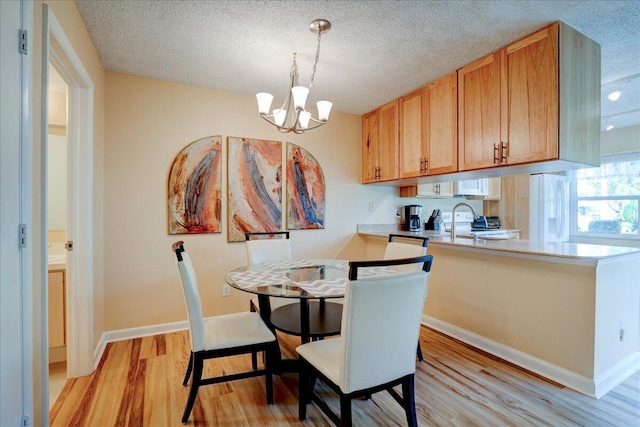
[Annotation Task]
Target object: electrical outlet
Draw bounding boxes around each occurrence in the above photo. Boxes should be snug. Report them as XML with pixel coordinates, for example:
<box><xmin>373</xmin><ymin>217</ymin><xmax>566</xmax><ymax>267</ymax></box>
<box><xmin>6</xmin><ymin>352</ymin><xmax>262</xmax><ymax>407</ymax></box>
<box><xmin>620</xmin><ymin>320</ymin><xmax>626</xmax><ymax>342</ymax></box>
<box><xmin>369</xmin><ymin>202</ymin><xmax>375</xmax><ymax>212</ymax></box>
<box><xmin>222</xmin><ymin>284</ymin><xmax>230</xmax><ymax>297</ymax></box>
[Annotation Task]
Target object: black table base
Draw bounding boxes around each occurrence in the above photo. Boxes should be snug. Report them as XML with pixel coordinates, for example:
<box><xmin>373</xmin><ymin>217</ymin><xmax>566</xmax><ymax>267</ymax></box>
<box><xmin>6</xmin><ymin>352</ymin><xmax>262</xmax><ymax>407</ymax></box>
<box><xmin>270</xmin><ymin>301</ymin><xmax>342</xmax><ymax>339</ymax></box>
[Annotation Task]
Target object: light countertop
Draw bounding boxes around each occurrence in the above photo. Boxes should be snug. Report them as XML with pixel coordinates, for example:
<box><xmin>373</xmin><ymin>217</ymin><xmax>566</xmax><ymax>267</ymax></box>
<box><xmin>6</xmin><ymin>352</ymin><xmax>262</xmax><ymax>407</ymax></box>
<box><xmin>48</xmin><ymin>254</ymin><xmax>66</xmax><ymax>271</ymax></box>
<box><xmin>358</xmin><ymin>225</ymin><xmax>640</xmax><ymax>261</ymax></box>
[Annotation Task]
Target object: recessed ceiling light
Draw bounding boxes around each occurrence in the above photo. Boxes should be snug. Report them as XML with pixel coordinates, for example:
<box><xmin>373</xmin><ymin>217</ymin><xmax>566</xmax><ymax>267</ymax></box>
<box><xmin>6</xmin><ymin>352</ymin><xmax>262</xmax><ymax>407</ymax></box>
<box><xmin>608</xmin><ymin>89</ymin><xmax>621</xmax><ymax>101</ymax></box>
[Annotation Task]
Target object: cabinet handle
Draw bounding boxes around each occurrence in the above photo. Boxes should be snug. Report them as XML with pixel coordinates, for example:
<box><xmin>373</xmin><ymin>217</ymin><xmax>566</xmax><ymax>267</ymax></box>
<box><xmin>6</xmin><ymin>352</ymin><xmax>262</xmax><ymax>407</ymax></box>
<box><xmin>419</xmin><ymin>158</ymin><xmax>424</xmax><ymax>174</ymax></box>
<box><xmin>501</xmin><ymin>142</ymin><xmax>507</xmax><ymax>163</ymax></box>
<box><xmin>424</xmin><ymin>158</ymin><xmax>428</xmax><ymax>174</ymax></box>
<box><xmin>493</xmin><ymin>143</ymin><xmax>499</xmax><ymax>164</ymax></box>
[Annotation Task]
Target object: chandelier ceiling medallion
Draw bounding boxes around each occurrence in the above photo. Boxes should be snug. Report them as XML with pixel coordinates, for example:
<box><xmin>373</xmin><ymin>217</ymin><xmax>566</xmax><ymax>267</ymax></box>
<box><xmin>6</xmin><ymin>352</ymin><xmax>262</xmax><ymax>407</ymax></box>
<box><xmin>256</xmin><ymin>19</ymin><xmax>333</xmax><ymax>134</ymax></box>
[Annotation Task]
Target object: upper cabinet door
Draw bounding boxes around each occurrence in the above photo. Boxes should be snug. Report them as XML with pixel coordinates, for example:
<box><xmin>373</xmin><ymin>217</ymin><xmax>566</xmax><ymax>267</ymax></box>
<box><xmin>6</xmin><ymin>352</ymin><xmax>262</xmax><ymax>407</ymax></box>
<box><xmin>424</xmin><ymin>71</ymin><xmax>458</xmax><ymax>175</ymax></box>
<box><xmin>377</xmin><ymin>100</ymin><xmax>399</xmax><ymax>182</ymax></box>
<box><xmin>399</xmin><ymin>90</ymin><xmax>424</xmax><ymax>179</ymax></box>
<box><xmin>505</xmin><ymin>23</ymin><xmax>559</xmax><ymax>164</ymax></box>
<box><xmin>458</xmin><ymin>51</ymin><xmax>502</xmax><ymax>171</ymax></box>
<box><xmin>362</xmin><ymin>110</ymin><xmax>379</xmax><ymax>183</ymax></box>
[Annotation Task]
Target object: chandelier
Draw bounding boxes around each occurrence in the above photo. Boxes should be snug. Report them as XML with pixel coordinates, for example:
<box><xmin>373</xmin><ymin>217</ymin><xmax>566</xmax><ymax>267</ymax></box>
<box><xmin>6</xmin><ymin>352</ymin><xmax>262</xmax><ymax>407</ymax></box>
<box><xmin>256</xmin><ymin>19</ymin><xmax>333</xmax><ymax>134</ymax></box>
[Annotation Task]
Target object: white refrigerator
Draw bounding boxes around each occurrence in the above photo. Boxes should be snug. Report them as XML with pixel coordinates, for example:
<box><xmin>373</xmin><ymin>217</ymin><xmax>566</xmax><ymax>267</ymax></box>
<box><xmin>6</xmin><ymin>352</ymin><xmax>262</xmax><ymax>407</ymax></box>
<box><xmin>529</xmin><ymin>174</ymin><xmax>570</xmax><ymax>243</ymax></box>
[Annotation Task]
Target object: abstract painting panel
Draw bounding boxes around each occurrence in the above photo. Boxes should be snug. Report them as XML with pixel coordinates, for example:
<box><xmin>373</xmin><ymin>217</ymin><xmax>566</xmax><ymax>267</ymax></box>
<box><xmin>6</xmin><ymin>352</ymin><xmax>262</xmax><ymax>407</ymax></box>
<box><xmin>227</xmin><ymin>137</ymin><xmax>282</xmax><ymax>242</ymax></box>
<box><xmin>168</xmin><ymin>136</ymin><xmax>222</xmax><ymax>234</ymax></box>
<box><xmin>286</xmin><ymin>143</ymin><xmax>325</xmax><ymax>230</ymax></box>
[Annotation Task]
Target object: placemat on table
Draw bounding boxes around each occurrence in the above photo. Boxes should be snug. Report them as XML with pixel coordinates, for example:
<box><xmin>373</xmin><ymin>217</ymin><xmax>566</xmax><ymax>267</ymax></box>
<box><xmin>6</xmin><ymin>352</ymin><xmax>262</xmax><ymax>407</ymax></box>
<box><xmin>227</xmin><ymin>271</ymin><xmax>289</xmax><ymax>290</ymax></box>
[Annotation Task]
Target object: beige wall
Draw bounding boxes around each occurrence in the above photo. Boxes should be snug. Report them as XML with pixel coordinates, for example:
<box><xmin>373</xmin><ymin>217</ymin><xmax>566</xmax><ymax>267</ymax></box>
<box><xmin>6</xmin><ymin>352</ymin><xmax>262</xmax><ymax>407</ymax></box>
<box><xmin>48</xmin><ymin>90</ymin><xmax>66</xmax><ymax>126</ymax></box>
<box><xmin>33</xmin><ymin>1</ymin><xmax>105</xmax><ymax>423</ymax></box>
<box><xmin>103</xmin><ymin>71</ymin><xmax>395</xmax><ymax>331</ymax></box>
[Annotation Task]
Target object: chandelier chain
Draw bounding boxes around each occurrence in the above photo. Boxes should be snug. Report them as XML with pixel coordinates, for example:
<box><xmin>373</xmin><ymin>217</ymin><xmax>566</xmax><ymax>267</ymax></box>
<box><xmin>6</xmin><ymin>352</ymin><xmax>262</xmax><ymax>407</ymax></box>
<box><xmin>309</xmin><ymin>29</ymin><xmax>322</xmax><ymax>89</ymax></box>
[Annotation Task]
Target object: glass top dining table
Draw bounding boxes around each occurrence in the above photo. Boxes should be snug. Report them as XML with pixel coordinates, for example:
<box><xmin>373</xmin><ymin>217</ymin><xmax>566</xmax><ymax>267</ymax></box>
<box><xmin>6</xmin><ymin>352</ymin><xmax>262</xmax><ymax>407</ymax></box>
<box><xmin>226</xmin><ymin>259</ymin><xmax>357</xmax><ymax>372</ymax></box>
<box><xmin>225</xmin><ymin>258</ymin><xmax>350</xmax><ymax>300</ymax></box>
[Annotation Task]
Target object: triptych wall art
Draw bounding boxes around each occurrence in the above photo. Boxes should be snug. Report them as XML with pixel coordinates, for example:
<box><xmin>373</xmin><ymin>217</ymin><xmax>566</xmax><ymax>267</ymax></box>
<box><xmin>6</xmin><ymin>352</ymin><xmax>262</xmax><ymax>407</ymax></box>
<box><xmin>167</xmin><ymin>135</ymin><xmax>325</xmax><ymax>240</ymax></box>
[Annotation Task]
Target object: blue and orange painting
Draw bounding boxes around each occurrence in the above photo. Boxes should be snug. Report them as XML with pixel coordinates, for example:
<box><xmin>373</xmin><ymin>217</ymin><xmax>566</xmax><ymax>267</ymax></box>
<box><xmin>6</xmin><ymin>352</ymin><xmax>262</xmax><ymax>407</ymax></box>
<box><xmin>227</xmin><ymin>137</ymin><xmax>283</xmax><ymax>242</ymax></box>
<box><xmin>286</xmin><ymin>143</ymin><xmax>325</xmax><ymax>230</ymax></box>
<box><xmin>168</xmin><ymin>136</ymin><xmax>222</xmax><ymax>234</ymax></box>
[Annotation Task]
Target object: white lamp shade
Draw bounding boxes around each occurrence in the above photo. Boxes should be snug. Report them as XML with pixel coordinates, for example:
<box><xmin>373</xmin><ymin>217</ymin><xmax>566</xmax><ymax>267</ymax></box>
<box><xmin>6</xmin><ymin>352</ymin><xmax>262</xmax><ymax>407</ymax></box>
<box><xmin>274</xmin><ymin>109</ymin><xmax>287</xmax><ymax>126</ymax></box>
<box><xmin>317</xmin><ymin>100</ymin><xmax>333</xmax><ymax>122</ymax></box>
<box><xmin>291</xmin><ymin>86</ymin><xmax>309</xmax><ymax>110</ymax></box>
<box><xmin>256</xmin><ymin>92</ymin><xmax>274</xmax><ymax>115</ymax></box>
<box><xmin>298</xmin><ymin>111</ymin><xmax>311</xmax><ymax>129</ymax></box>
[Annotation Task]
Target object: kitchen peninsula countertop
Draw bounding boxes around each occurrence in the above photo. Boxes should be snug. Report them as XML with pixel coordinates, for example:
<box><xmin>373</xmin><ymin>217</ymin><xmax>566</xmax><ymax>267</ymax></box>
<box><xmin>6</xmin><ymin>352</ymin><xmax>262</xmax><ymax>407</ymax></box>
<box><xmin>358</xmin><ymin>224</ymin><xmax>639</xmax><ymax>262</ymax></box>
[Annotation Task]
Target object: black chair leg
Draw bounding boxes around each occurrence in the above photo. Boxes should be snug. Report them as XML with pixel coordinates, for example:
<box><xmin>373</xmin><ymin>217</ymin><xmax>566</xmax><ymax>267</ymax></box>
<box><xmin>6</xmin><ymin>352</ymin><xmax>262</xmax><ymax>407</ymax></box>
<box><xmin>250</xmin><ymin>303</ymin><xmax>259</xmax><ymax>370</ymax></box>
<box><xmin>402</xmin><ymin>375</ymin><xmax>418</xmax><ymax>427</ymax></box>
<box><xmin>182</xmin><ymin>352</ymin><xmax>194</xmax><ymax>386</ymax></box>
<box><xmin>182</xmin><ymin>355</ymin><xmax>203</xmax><ymax>423</ymax></box>
<box><xmin>265</xmin><ymin>345</ymin><xmax>274</xmax><ymax>405</ymax></box>
<box><xmin>416</xmin><ymin>342</ymin><xmax>424</xmax><ymax>362</ymax></box>
<box><xmin>340</xmin><ymin>394</ymin><xmax>353</xmax><ymax>427</ymax></box>
<box><xmin>298</xmin><ymin>360</ymin><xmax>309</xmax><ymax>420</ymax></box>
<box><xmin>308</xmin><ymin>375</ymin><xmax>318</xmax><ymax>404</ymax></box>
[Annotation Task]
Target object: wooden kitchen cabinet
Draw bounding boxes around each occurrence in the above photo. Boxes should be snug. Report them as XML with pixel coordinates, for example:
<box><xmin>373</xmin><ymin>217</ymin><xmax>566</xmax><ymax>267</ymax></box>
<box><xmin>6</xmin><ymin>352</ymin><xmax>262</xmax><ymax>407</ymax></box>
<box><xmin>459</xmin><ymin>22</ymin><xmax>599</xmax><ymax>172</ymax></box>
<box><xmin>417</xmin><ymin>182</ymin><xmax>454</xmax><ymax>198</ymax></box>
<box><xmin>458</xmin><ymin>50</ymin><xmax>502</xmax><ymax>171</ymax></box>
<box><xmin>48</xmin><ymin>270</ymin><xmax>66</xmax><ymax>348</ymax></box>
<box><xmin>485</xmin><ymin>177</ymin><xmax>502</xmax><ymax>200</ymax></box>
<box><xmin>362</xmin><ymin>100</ymin><xmax>399</xmax><ymax>183</ymax></box>
<box><xmin>399</xmin><ymin>181</ymin><xmax>454</xmax><ymax>198</ymax></box>
<box><xmin>399</xmin><ymin>72</ymin><xmax>457</xmax><ymax>179</ymax></box>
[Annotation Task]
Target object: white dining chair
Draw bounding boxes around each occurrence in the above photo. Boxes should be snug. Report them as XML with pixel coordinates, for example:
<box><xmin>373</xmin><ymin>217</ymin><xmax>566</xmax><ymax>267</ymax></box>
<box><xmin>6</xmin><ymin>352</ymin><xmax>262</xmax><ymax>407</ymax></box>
<box><xmin>296</xmin><ymin>255</ymin><xmax>433</xmax><ymax>427</ymax></box>
<box><xmin>245</xmin><ymin>231</ymin><xmax>295</xmax><ymax>314</ymax></box>
<box><xmin>384</xmin><ymin>234</ymin><xmax>429</xmax><ymax>361</ymax></box>
<box><xmin>172</xmin><ymin>241</ymin><xmax>278</xmax><ymax>423</ymax></box>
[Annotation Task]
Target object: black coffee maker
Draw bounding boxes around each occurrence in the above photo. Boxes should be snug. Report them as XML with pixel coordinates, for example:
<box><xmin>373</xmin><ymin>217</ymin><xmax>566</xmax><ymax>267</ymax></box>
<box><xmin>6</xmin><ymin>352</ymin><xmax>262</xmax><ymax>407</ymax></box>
<box><xmin>403</xmin><ymin>205</ymin><xmax>423</xmax><ymax>231</ymax></box>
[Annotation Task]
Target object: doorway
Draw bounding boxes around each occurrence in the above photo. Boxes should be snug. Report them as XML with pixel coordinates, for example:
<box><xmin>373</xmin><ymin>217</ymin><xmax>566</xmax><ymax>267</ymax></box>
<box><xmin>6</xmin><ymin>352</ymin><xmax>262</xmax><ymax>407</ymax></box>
<box><xmin>47</xmin><ymin>64</ymin><xmax>68</xmax><ymax>409</ymax></box>
<box><xmin>41</xmin><ymin>3</ymin><xmax>95</xmax><ymax>410</ymax></box>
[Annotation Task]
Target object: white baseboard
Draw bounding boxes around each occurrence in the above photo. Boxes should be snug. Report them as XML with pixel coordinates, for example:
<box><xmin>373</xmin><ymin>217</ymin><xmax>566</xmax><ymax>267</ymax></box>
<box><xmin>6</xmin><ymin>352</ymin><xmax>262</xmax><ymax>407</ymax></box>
<box><xmin>93</xmin><ymin>320</ymin><xmax>189</xmax><ymax>370</ymax></box>
<box><xmin>422</xmin><ymin>315</ymin><xmax>639</xmax><ymax>398</ymax></box>
<box><xmin>593</xmin><ymin>352</ymin><xmax>640</xmax><ymax>399</ymax></box>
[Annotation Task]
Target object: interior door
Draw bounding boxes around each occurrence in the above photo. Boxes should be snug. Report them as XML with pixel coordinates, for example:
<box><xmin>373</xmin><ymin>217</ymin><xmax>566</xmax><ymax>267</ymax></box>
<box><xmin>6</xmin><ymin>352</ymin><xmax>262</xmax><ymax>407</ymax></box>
<box><xmin>1</xmin><ymin>0</ymin><xmax>32</xmax><ymax>425</ymax></box>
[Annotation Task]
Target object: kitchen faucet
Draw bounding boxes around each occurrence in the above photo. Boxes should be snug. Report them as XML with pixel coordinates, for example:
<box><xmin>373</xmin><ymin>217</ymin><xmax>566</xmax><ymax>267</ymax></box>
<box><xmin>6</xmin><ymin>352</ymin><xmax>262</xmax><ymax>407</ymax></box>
<box><xmin>451</xmin><ymin>202</ymin><xmax>480</xmax><ymax>239</ymax></box>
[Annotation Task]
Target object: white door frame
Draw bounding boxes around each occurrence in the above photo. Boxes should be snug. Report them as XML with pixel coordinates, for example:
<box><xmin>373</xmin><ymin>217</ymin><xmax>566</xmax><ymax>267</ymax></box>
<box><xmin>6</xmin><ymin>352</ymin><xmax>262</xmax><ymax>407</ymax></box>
<box><xmin>41</xmin><ymin>4</ymin><xmax>95</xmax><ymax>379</ymax></box>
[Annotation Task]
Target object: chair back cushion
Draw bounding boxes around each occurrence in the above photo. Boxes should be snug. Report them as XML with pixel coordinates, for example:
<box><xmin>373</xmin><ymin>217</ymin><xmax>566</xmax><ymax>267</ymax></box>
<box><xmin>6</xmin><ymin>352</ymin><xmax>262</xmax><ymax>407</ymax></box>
<box><xmin>245</xmin><ymin>239</ymin><xmax>292</xmax><ymax>264</ymax></box>
<box><xmin>338</xmin><ymin>271</ymin><xmax>430</xmax><ymax>393</ymax></box>
<box><xmin>383</xmin><ymin>242</ymin><xmax>427</xmax><ymax>271</ymax></box>
<box><xmin>177</xmin><ymin>252</ymin><xmax>206</xmax><ymax>352</ymax></box>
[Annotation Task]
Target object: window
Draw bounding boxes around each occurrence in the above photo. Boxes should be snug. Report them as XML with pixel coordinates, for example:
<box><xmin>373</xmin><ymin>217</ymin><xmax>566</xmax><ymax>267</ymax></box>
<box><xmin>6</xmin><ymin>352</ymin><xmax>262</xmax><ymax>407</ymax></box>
<box><xmin>570</xmin><ymin>152</ymin><xmax>640</xmax><ymax>239</ymax></box>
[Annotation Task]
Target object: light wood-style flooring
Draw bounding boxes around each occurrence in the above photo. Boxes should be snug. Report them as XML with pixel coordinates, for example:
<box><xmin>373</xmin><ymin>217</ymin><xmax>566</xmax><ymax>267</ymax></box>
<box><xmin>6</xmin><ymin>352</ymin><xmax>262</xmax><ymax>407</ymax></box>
<box><xmin>50</xmin><ymin>327</ymin><xmax>640</xmax><ymax>426</ymax></box>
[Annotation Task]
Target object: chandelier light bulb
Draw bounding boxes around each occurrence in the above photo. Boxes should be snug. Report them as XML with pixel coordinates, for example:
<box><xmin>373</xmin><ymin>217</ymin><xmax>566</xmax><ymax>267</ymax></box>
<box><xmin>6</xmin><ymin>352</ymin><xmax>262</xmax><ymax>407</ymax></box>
<box><xmin>274</xmin><ymin>109</ymin><xmax>287</xmax><ymax>126</ymax></box>
<box><xmin>606</xmin><ymin>123</ymin><xmax>614</xmax><ymax>131</ymax></box>
<box><xmin>256</xmin><ymin>92</ymin><xmax>274</xmax><ymax>115</ymax></box>
<box><xmin>299</xmin><ymin>111</ymin><xmax>311</xmax><ymax>129</ymax></box>
<box><xmin>317</xmin><ymin>100</ymin><xmax>333</xmax><ymax>122</ymax></box>
<box><xmin>291</xmin><ymin>86</ymin><xmax>309</xmax><ymax>111</ymax></box>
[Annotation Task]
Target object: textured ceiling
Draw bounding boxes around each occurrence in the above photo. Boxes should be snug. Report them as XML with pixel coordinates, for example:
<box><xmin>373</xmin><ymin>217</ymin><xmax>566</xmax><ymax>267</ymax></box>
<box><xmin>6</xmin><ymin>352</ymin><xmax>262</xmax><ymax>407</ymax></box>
<box><xmin>75</xmin><ymin>0</ymin><xmax>640</xmax><ymax>130</ymax></box>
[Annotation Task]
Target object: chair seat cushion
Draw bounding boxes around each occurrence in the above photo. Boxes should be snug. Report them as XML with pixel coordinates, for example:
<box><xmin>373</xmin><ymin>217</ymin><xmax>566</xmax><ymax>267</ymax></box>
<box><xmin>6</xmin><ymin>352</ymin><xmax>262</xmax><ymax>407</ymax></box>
<box><xmin>296</xmin><ymin>338</ymin><xmax>341</xmax><ymax>385</ymax></box>
<box><xmin>202</xmin><ymin>312</ymin><xmax>275</xmax><ymax>351</ymax></box>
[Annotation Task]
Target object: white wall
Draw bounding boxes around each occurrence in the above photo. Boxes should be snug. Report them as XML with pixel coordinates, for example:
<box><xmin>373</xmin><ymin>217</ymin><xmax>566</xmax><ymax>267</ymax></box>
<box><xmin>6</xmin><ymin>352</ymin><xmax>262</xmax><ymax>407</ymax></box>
<box><xmin>47</xmin><ymin>133</ymin><xmax>66</xmax><ymax>230</ymax></box>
